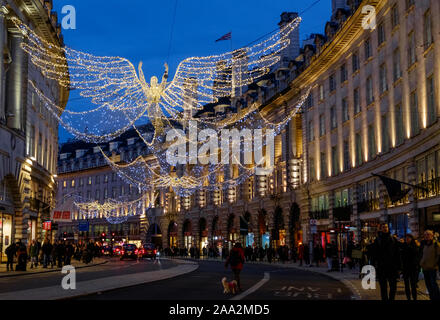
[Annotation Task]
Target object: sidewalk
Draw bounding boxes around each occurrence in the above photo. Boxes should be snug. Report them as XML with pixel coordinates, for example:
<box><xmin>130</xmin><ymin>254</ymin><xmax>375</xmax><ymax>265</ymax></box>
<box><xmin>167</xmin><ymin>256</ymin><xmax>436</xmax><ymax>300</ymax></box>
<box><xmin>0</xmin><ymin>258</ymin><xmax>108</xmax><ymax>278</ymax></box>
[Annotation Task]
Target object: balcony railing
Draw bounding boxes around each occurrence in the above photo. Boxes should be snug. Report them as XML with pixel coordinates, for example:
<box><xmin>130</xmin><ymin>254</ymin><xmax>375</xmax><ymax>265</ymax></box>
<box><xmin>333</xmin><ymin>205</ymin><xmax>352</xmax><ymax>222</ymax></box>
<box><xmin>357</xmin><ymin>198</ymin><xmax>380</xmax><ymax>213</ymax></box>
<box><xmin>416</xmin><ymin>178</ymin><xmax>440</xmax><ymax>200</ymax></box>
<box><xmin>309</xmin><ymin>210</ymin><xmax>329</xmax><ymax>220</ymax></box>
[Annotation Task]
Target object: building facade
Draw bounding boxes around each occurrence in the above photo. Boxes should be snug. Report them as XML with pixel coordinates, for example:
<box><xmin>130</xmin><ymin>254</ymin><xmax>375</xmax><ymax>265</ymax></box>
<box><xmin>159</xmin><ymin>0</ymin><xmax>440</xmax><ymax>253</ymax></box>
<box><xmin>55</xmin><ymin>0</ymin><xmax>440</xmax><ymax>256</ymax></box>
<box><xmin>0</xmin><ymin>0</ymin><xmax>68</xmax><ymax>260</ymax></box>
<box><xmin>54</xmin><ymin>127</ymin><xmax>162</xmax><ymax>248</ymax></box>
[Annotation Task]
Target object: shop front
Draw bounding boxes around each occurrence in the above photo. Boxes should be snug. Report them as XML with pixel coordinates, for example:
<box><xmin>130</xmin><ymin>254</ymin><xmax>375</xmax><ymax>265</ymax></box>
<box><xmin>261</xmin><ymin>232</ymin><xmax>270</xmax><ymax>249</ymax></box>
<box><xmin>258</xmin><ymin>210</ymin><xmax>269</xmax><ymax>248</ymax></box>
<box><xmin>199</xmin><ymin>218</ymin><xmax>208</xmax><ymax>252</ymax></box>
<box><xmin>183</xmin><ymin>219</ymin><xmax>193</xmax><ymax>249</ymax></box>
<box><xmin>210</xmin><ymin>216</ymin><xmax>223</xmax><ymax>252</ymax></box>
<box><xmin>0</xmin><ymin>213</ymin><xmax>13</xmax><ymax>262</ymax></box>
<box><xmin>246</xmin><ymin>233</ymin><xmax>255</xmax><ymax>247</ymax></box>
<box><xmin>226</xmin><ymin>214</ymin><xmax>237</xmax><ymax>250</ymax></box>
<box><xmin>168</xmin><ymin>221</ymin><xmax>178</xmax><ymax>248</ymax></box>
<box><xmin>200</xmin><ymin>230</ymin><xmax>208</xmax><ymax>251</ymax></box>
<box><xmin>27</xmin><ymin>218</ymin><xmax>37</xmax><ymax>243</ymax></box>
<box><xmin>272</xmin><ymin>207</ymin><xmax>286</xmax><ymax>249</ymax></box>
<box><xmin>361</xmin><ymin>218</ymin><xmax>381</xmax><ymax>242</ymax></box>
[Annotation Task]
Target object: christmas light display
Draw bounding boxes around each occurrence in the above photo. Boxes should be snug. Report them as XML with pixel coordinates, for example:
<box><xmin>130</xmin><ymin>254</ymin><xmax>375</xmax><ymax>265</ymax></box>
<box><xmin>11</xmin><ymin>15</ymin><xmax>310</xmax><ymax>220</ymax></box>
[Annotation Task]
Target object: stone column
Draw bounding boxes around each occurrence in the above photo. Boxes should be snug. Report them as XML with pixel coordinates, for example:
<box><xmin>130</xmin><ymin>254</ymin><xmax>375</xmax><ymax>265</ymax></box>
<box><xmin>352</xmin><ymin>183</ymin><xmax>361</xmax><ymax>240</ymax></box>
<box><xmin>0</xmin><ymin>9</ymin><xmax>6</xmax><ymax>122</ymax></box>
<box><xmin>406</xmin><ymin>160</ymin><xmax>419</xmax><ymax>237</ymax></box>
<box><xmin>6</xmin><ymin>30</ymin><xmax>27</xmax><ymax>131</ymax></box>
<box><xmin>378</xmin><ymin>178</ymin><xmax>388</xmax><ymax>223</ymax></box>
<box><xmin>328</xmin><ymin>191</ymin><xmax>335</xmax><ymax>229</ymax></box>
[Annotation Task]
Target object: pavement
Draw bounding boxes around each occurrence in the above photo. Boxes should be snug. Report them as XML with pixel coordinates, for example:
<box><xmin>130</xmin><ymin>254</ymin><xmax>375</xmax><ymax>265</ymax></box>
<box><xmin>0</xmin><ymin>258</ymin><xmax>198</xmax><ymax>300</ymax></box>
<box><xmin>165</xmin><ymin>256</ymin><xmax>438</xmax><ymax>300</ymax></box>
<box><xmin>0</xmin><ymin>258</ymin><xmax>108</xmax><ymax>278</ymax></box>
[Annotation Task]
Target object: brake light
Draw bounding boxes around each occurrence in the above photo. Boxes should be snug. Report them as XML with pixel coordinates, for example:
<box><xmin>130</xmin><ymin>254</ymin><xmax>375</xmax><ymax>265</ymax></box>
<box><xmin>135</xmin><ymin>249</ymin><xmax>138</xmax><ymax>254</ymax></box>
<box><xmin>154</xmin><ymin>250</ymin><xmax>157</xmax><ymax>254</ymax></box>
<box><xmin>102</xmin><ymin>249</ymin><xmax>104</xmax><ymax>253</ymax></box>
<box><xmin>121</xmin><ymin>251</ymin><xmax>125</xmax><ymax>255</ymax></box>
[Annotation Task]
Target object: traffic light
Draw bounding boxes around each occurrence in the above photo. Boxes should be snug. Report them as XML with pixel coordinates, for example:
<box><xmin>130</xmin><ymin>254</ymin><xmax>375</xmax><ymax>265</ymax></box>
<box><xmin>111</xmin><ymin>232</ymin><xmax>115</xmax><ymax>242</ymax></box>
<box><xmin>63</xmin><ymin>232</ymin><xmax>67</xmax><ymax>241</ymax></box>
<box><xmin>101</xmin><ymin>232</ymin><xmax>106</xmax><ymax>242</ymax></box>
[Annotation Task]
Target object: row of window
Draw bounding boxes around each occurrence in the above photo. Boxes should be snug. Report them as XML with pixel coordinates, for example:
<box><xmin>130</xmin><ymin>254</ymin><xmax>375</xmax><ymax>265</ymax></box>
<box><xmin>62</xmin><ymin>173</ymin><xmax>121</xmax><ymax>189</ymax></box>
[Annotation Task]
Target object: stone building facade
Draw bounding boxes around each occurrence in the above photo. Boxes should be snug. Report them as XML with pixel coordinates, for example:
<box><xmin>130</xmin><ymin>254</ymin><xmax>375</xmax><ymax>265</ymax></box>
<box><xmin>159</xmin><ymin>0</ymin><xmax>440</xmax><ymax>253</ymax></box>
<box><xmin>55</xmin><ymin>0</ymin><xmax>440</xmax><ymax>255</ymax></box>
<box><xmin>0</xmin><ymin>0</ymin><xmax>68</xmax><ymax>260</ymax></box>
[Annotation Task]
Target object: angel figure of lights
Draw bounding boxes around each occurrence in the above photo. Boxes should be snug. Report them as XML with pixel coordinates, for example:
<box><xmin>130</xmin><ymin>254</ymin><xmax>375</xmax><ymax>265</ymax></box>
<box><xmin>10</xmin><ymin>15</ymin><xmax>302</xmax><ymax>144</ymax></box>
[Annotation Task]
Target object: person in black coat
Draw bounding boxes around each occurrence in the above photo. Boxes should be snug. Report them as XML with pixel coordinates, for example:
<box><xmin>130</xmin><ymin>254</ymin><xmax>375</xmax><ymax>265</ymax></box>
<box><xmin>15</xmin><ymin>241</ymin><xmax>27</xmax><ymax>271</ymax></box>
<box><xmin>371</xmin><ymin>223</ymin><xmax>402</xmax><ymax>301</ymax></box>
<box><xmin>5</xmin><ymin>243</ymin><xmax>16</xmax><ymax>271</ymax></box>
<box><xmin>56</xmin><ymin>241</ymin><xmax>65</xmax><ymax>268</ymax></box>
<box><xmin>401</xmin><ymin>234</ymin><xmax>420</xmax><ymax>300</ymax></box>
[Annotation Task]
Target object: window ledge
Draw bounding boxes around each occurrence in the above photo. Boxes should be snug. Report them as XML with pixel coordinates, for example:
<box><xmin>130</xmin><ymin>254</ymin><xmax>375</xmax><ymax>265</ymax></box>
<box><xmin>424</xmin><ymin>43</ymin><xmax>434</xmax><ymax>57</ymax></box>
<box><xmin>393</xmin><ymin>78</ymin><xmax>402</xmax><ymax>87</ymax></box>
<box><xmin>377</xmin><ymin>42</ymin><xmax>386</xmax><ymax>51</ymax></box>
<box><xmin>364</xmin><ymin>56</ymin><xmax>374</xmax><ymax>65</ymax></box>
<box><xmin>407</xmin><ymin>62</ymin><xmax>417</xmax><ymax>73</ymax></box>
<box><xmin>379</xmin><ymin>91</ymin><xmax>389</xmax><ymax>100</ymax></box>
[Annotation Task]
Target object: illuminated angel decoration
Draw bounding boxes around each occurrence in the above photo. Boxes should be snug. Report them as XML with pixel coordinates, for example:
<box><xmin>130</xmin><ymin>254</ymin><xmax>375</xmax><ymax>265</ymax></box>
<box><xmin>10</xmin><ymin>16</ymin><xmax>302</xmax><ymax>143</ymax></box>
<box><xmin>10</xmin><ymin>16</ymin><xmax>307</xmax><ymax>193</ymax></box>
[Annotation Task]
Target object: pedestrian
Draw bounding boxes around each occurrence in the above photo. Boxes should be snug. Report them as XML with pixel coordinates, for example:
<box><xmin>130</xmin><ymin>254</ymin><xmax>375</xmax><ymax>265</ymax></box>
<box><xmin>225</xmin><ymin>242</ymin><xmax>245</xmax><ymax>292</ymax></box>
<box><xmin>304</xmin><ymin>243</ymin><xmax>310</xmax><ymax>266</ymax></box>
<box><xmin>371</xmin><ymin>223</ymin><xmax>401</xmax><ymax>301</ymax></box>
<box><xmin>41</xmin><ymin>239</ymin><xmax>53</xmax><ymax>268</ymax></box>
<box><xmin>313</xmin><ymin>244</ymin><xmax>321</xmax><ymax>267</ymax></box>
<box><xmin>5</xmin><ymin>242</ymin><xmax>17</xmax><ymax>272</ymax></box>
<box><xmin>326</xmin><ymin>242</ymin><xmax>334</xmax><ymax>271</ymax></box>
<box><xmin>267</xmin><ymin>246</ymin><xmax>273</xmax><ymax>263</ymax></box>
<box><xmin>15</xmin><ymin>241</ymin><xmax>28</xmax><ymax>271</ymax></box>
<box><xmin>401</xmin><ymin>234</ymin><xmax>420</xmax><ymax>300</ymax></box>
<box><xmin>64</xmin><ymin>241</ymin><xmax>74</xmax><ymax>265</ymax></box>
<box><xmin>35</xmin><ymin>239</ymin><xmax>41</xmax><ymax>266</ymax></box>
<box><xmin>298</xmin><ymin>243</ymin><xmax>304</xmax><ymax>266</ymax></box>
<box><xmin>419</xmin><ymin>230</ymin><xmax>440</xmax><ymax>300</ymax></box>
<box><xmin>51</xmin><ymin>241</ymin><xmax>57</xmax><ymax>268</ymax></box>
<box><xmin>29</xmin><ymin>240</ymin><xmax>39</xmax><ymax>269</ymax></box>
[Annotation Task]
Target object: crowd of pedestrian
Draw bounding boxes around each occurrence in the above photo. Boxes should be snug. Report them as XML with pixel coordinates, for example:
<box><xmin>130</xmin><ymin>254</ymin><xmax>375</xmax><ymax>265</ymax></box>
<box><xmin>161</xmin><ymin>224</ymin><xmax>440</xmax><ymax>301</ymax></box>
<box><xmin>4</xmin><ymin>239</ymin><xmax>102</xmax><ymax>272</ymax></box>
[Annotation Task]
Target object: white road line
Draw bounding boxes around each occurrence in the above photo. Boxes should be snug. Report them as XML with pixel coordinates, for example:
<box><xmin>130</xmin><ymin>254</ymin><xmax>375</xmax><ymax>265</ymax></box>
<box><xmin>230</xmin><ymin>272</ymin><xmax>270</xmax><ymax>301</ymax></box>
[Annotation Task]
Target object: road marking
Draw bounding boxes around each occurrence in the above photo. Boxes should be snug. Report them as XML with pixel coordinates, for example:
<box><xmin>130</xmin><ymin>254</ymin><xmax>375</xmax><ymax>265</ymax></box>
<box><xmin>230</xmin><ymin>272</ymin><xmax>270</xmax><ymax>301</ymax></box>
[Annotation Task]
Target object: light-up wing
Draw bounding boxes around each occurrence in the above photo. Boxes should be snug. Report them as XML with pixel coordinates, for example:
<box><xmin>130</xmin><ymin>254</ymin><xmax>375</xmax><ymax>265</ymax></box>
<box><xmin>161</xmin><ymin>16</ymin><xmax>301</xmax><ymax>114</ymax></box>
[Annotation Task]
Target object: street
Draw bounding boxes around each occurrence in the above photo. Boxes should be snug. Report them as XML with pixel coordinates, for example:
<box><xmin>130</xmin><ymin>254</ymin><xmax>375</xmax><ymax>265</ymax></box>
<box><xmin>76</xmin><ymin>260</ymin><xmax>353</xmax><ymax>300</ymax></box>
<box><xmin>0</xmin><ymin>257</ymin><xmax>177</xmax><ymax>295</ymax></box>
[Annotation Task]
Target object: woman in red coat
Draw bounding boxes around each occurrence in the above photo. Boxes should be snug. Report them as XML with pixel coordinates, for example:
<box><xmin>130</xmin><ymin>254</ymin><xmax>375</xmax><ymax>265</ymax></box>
<box><xmin>298</xmin><ymin>243</ymin><xmax>304</xmax><ymax>266</ymax></box>
<box><xmin>225</xmin><ymin>242</ymin><xmax>245</xmax><ymax>292</ymax></box>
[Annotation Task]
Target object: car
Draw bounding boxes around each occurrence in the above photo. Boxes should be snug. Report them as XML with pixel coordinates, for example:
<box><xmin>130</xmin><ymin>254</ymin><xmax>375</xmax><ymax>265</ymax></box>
<box><xmin>120</xmin><ymin>244</ymin><xmax>138</xmax><ymax>260</ymax></box>
<box><xmin>101</xmin><ymin>246</ymin><xmax>113</xmax><ymax>256</ymax></box>
<box><xmin>139</xmin><ymin>243</ymin><xmax>157</xmax><ymax>259</ymax></box>
<box><xmin>113</xmin><ymin>245</ymin><xmax>123</xmax><ymax>256</ymax></box>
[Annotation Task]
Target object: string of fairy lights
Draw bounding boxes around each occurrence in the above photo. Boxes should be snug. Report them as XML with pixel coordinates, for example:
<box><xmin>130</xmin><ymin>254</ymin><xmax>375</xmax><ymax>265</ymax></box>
<box><xmin>10</xmin><ymin>15</ymin><xmax>309</xmax><ymax>219</ymax></box>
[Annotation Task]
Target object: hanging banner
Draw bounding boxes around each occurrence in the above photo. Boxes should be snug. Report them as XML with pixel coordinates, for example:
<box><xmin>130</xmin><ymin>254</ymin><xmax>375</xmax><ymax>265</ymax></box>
<box><xmin>43</xmin><ymin>221</ymin><xmax>52</xmax><ymax>230</ymax></box>
<box><xmin>52</xmin><ymin>211</ymin><xmax>72</xmax><ymax>222</ymax></box>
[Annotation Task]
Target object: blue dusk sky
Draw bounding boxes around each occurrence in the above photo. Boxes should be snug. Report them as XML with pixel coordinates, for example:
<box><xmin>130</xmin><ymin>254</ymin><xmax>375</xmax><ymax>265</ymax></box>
<box><xmin>52</xmin><ymin>0</ymin><xmax>331</xmax><ymax>143</ymax></box>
